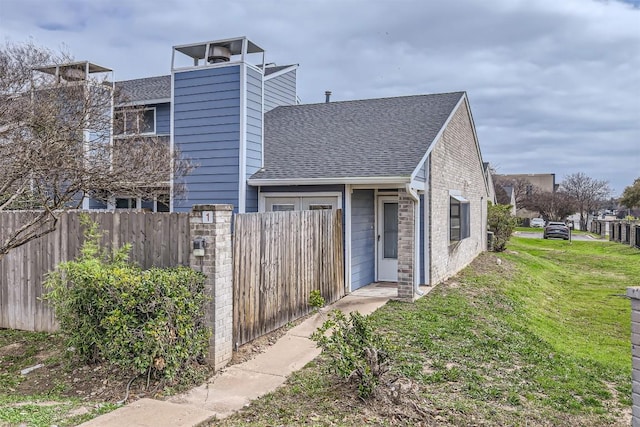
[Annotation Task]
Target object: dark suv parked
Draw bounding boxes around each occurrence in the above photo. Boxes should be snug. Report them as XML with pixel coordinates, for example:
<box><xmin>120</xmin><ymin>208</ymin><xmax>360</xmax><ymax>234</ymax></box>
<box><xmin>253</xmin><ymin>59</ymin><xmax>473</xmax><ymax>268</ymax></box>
<box><xmin>543</xmin><ymin>222</ymin><xmax>570</xmax><ymax>240</ymax></box>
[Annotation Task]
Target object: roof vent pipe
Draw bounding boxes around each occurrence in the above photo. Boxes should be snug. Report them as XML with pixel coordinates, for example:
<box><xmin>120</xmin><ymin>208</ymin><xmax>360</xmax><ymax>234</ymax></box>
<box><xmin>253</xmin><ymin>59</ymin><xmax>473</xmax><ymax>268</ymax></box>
<box><xmin>325</xmin><ymin>91</ymin><xmax>332</xmax><ymax>103</ymax></box>
<box><xmin>208</xmin><ymin>45</ymin><xmax>231</xmax><ymax>64</ymax></box>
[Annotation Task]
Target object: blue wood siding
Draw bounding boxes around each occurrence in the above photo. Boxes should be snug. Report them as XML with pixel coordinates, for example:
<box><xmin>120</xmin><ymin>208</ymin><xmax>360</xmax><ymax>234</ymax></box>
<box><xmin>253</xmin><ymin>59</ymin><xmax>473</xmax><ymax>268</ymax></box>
<box><xmin>155</xmin><ymin>103</ymin><xmax>170</xmax><ymax>135</ymax></box>
<box><xmin>173</xmin><ymin>66</ymin><xmax>241</xmax><ymax>211</ymax></box>
<box><xmin>351</xmin><ymin>189</ymin><xmax>375</xmax><ymax>290</ymax></box>
<box><xmin>264</xmin><ymin>69</ymin><xmax>297</xmax><ymax>112</ymax></box>
<box><xmin>245</xmin><ymin>66</ymin><xmax>263</xmax><ymax>213</ymax></box>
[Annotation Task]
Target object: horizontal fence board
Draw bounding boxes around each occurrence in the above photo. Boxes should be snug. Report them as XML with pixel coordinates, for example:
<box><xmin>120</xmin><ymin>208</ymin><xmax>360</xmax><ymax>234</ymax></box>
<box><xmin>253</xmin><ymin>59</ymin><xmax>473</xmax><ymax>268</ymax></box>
<box><xmin>0</xmin><ymin>211</ymin><xmax>191</xmax><ymax>332</ymax></box>
<box><xmin>233</xmin><ymin>209</ymin><xmax>345</xmax><ymax>345</ymax></box>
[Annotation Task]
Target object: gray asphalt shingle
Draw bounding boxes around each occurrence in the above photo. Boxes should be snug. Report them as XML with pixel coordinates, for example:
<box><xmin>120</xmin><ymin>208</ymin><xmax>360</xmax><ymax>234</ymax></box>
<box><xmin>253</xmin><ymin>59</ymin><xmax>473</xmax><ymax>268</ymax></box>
<box><xmin>251</xmin><ymin>92</ymin><xmax>465</xmax><ymax>181</ymax></box>
<box><xmin>115</xmin><ymin>75</ymin><xmax>171</xmax><ymax>103</ymax></box>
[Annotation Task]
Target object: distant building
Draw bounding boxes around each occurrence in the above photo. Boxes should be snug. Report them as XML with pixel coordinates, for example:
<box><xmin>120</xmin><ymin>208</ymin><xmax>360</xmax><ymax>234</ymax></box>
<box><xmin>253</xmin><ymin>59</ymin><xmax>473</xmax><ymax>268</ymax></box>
<box><xmin>493</xmin><ymin>173</ymin><xmax>557</xmax><ymax>221</ymax></box>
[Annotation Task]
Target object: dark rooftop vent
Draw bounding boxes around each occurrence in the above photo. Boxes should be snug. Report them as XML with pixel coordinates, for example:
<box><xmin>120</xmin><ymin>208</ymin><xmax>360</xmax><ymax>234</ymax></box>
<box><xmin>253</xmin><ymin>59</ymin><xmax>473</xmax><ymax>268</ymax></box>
<box><xmin>325</xmin><ymin>90</ymin><xmax>332</xmax><ymax>103</ymax></box>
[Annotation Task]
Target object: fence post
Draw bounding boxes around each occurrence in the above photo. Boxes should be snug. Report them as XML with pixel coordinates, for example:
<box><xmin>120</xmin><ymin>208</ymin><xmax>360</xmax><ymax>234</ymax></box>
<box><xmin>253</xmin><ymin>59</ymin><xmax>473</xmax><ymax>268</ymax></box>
<box><xmin>628</xmin><ymin>287</ymin><xmax>640</xmax><ymax>426</ymax></box>
<box><xmin>189</xmin><ymin>204</ymin><xmax>233</xmax><ymax>371</ymax></box>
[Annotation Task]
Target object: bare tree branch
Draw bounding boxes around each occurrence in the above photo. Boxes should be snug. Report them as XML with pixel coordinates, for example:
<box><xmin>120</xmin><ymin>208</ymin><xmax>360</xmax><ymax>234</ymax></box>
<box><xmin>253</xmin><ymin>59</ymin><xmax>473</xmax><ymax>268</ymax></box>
<box><xmin>0</xmin><ymin>41</ymin><xmax>193</xmax><ymax>259</ymax></box>
<box><xmin>561</xmin><ymin>172</ymin><xmax>611</xmax><ymax>230</ymax></box>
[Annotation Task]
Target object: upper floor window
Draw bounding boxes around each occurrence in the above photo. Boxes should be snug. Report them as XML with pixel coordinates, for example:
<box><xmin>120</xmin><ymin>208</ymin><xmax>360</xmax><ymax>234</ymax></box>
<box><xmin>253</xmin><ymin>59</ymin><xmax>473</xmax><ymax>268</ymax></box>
<box><xmin>114</xmin><ymin>108</ymin><xmax>155</xmax><ymax>135</ymax></box>
<box><xmin>450</xmin><ymin>195</ymin><xmax>470</xmax><ymax>243</ymax></box>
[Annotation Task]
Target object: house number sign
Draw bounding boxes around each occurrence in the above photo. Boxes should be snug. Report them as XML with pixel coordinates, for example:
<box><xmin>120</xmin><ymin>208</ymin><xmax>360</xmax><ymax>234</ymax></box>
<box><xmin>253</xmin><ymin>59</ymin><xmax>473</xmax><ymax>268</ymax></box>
<box><xmin>202</xmin><ymin>211</ymin><xmax>214</xmax><ymax>224</ymax></box>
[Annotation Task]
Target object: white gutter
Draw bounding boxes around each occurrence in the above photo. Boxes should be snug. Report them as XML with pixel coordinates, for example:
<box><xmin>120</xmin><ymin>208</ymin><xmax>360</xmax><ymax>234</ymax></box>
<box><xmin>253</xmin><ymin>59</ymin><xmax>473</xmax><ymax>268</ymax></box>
<box><xmin>405</xmin><ymin>183</ymin><xmax>424</xmax><ymax>297</ymax></box>
<box><xmin>248</xmin><ymin>176</ymin><xmax>410</xmax><ymax>186</ymax></box>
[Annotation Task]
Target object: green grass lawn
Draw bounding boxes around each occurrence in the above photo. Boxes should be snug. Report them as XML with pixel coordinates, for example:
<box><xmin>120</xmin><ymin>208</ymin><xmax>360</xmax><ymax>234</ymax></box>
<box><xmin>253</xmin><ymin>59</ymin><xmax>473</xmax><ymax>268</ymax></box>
<box><xmin>212</xmin><ymin>237</ymin><xmax>635</xmax><ymax>426</ymax></box>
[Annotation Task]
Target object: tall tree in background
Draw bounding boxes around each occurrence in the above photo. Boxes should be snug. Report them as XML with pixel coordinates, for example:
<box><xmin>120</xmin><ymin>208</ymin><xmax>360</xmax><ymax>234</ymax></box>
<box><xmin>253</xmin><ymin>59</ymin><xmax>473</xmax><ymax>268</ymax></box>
<box><xmin>520</xmin><ymin>190</ymin><xmax>577</xmax><ymax>222</ymax></box>
<box><xmin>0</xmin><ymin>41</ymin><xmax>191</xmax><ymax>259</ymax></box>
<box><xmin>620</xmin><ymin>178</ymin><xmax>640</xmax><ymax>209</ymax></box>
<box><xmin>561</xmin><ymin>172</ymin><xmax>611</xmax><ymax>230</ymax></box>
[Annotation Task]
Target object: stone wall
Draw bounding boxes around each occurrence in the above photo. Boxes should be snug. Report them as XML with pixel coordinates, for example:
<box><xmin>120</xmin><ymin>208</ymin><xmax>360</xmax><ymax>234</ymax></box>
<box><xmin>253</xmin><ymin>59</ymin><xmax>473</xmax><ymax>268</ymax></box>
<box><xmin>428</xmin><ymin>98</ymin><xmax>488</xmax><ymax>284</ymax></box>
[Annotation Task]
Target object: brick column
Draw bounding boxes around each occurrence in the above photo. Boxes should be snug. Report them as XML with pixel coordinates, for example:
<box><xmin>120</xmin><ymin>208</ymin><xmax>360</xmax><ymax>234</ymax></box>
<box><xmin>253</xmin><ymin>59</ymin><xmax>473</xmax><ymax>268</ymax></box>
<box><xmin>628</xmin><ymin>287</ymin><xmax>640</xmax><ymax>426</ymax></box>
<box><xmin>397</xmin><ymin>188</ymin><xmax>416</xmax><ymax>301</ymax></box>
<box><xmin>189</xmin><ymin>204</ymin><xmax>233</xmax><ymax>371</ymax></box>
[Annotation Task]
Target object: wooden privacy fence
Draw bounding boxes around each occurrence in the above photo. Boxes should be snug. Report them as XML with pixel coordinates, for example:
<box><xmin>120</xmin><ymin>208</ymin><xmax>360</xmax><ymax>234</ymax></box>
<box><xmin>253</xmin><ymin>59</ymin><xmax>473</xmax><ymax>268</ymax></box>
<box><xmin>233</xmin><ymin>209</ymin><xmax>345</xmax><ymax>345</ymax></box>
<box><xmin>0</xmin><ymin>210</ymin><xmax>191</xmax><ymax>332</ymax></box>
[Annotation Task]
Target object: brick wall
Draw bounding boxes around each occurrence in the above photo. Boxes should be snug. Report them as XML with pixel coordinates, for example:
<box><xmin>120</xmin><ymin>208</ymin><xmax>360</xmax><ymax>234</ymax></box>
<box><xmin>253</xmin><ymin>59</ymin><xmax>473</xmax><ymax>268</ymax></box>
<box><xmin>397</xmin><ymin>188</ymin><xmax>416</xmax><ymax>300</ymax></box>
<box><xmin>627</xmin><ymin>287</ymin><xmax>640</xmax><ymax>426</ymax></box>
<box><xmin>189</xmin><ymin>204</ymin><xmax>233</xmax><ymax>371</ymax></box>
<box><xmin>428</xmin><ymin>98</ymin><xmax>487</xmax><ymax>284</ymax></box>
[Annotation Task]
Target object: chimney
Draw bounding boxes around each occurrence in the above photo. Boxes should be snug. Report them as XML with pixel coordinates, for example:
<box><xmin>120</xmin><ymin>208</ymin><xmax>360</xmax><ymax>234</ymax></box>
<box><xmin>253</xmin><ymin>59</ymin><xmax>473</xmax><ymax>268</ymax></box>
<box><xmin>325</xmin><ymin>90</ymin><xmax>332</xmax><ymax>103</ymax></box>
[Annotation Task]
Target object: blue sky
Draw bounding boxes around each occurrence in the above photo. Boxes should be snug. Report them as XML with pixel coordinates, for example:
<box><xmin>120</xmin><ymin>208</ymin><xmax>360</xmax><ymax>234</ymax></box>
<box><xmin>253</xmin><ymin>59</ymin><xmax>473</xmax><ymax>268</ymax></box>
<box><xmin>1</xmin><ymin>0</ymin><xmax>638</xmax><ymax>195</ymax></box>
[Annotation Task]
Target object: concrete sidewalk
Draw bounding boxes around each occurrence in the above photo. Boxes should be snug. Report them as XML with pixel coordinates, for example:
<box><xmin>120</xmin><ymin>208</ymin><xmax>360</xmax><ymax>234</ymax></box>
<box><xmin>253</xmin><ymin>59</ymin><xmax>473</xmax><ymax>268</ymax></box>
<box><xmin>78</xmin><ymin>283</ymin><xmax>403</xmax><ymax>427</ymax></box>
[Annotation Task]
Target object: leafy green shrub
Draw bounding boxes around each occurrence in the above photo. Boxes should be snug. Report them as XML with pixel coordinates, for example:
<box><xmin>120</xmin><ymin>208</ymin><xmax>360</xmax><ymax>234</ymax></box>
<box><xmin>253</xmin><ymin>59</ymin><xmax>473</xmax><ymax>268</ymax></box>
<box><xmin>311</xmin><ymin>310</ymin><xmax>391</xmax><ymax>398</ymax></box>
<box><xmin>487</xmin><ymin>202</ymin><xmax>519</xmax><ymax>252</ymax></box>
<box><xmin>44</xmin><ymin>217</ymin><xmax>209</xmax><ymax>381</ymax></box>
<box><xmin>308</xmin><ymin>290</ymin><xmax>325</xmax><ymax>312</ymax></box>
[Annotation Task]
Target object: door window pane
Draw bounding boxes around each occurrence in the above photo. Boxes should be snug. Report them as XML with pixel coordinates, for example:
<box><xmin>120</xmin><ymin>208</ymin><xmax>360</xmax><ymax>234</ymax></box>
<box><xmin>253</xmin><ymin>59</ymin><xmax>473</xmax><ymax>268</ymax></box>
<box><xmin>309</xmin><ymin>204</ymin><xmax>332</xmax><ymax>210</ymax></box>
<box><xmin>272</xmin><ymin>204</ymin><xmax>295</xmax><ymax>212</ymax></box>
<box><xmin>383</xmin><ymin>203</ymin><xmax>398</xmax><ymax>259</ymax></box>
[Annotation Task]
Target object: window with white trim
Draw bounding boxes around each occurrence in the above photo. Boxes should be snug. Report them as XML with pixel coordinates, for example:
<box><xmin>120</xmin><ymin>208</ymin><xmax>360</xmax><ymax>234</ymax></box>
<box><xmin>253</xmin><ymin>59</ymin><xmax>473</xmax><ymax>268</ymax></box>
<box><xmin>272</xmin><ymin>204</ymin><xmax>295</xmax><ymax>212</ymax></box>
<box><xmin>264</xmin><ymin>195</ymin><xmax>340</xmax><ymax>212</ymax></box>
<box><xmin>450</xmin><ymin>195</ymin><xmax>470</xmax><ymax>243</ymax></box>
<box><xmin>114</xmin><ymin>108</ymin><xmax>155</xmax><ymax>135</ymax></box>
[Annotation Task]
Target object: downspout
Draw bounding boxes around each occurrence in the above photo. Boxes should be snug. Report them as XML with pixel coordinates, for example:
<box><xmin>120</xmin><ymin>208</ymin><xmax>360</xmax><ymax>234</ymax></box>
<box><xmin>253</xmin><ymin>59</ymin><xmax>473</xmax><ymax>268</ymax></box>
<box><xmin>405</xmin><ymin>183</ymin><xmax>424</xmax><ymax>296</ymax></box>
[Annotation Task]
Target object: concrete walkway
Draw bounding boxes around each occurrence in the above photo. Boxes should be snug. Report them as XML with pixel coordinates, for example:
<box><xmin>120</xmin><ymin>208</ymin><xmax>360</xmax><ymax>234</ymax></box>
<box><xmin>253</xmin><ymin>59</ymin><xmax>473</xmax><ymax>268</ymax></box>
<box><xmin>79</xmin><ymin>283</ymin><xmax>406</xmax><ymax>427</ymax></box>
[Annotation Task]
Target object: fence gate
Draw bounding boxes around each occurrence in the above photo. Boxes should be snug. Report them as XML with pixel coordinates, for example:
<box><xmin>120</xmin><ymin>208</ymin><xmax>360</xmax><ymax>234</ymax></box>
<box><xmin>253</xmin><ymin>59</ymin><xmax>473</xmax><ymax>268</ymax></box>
<box><xmin>233</xmin><ymin>209</ymin><xmax>344</xmax><ymax>346</ymax></box>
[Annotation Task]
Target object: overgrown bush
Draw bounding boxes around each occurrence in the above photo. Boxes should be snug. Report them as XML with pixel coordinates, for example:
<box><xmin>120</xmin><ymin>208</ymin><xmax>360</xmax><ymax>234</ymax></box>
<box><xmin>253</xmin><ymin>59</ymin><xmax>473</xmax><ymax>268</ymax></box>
<box><xmin>44</xmin><ymin>217</ymin><xmax>210</xmax><ymax>381</ymax></box>
<box><xmin>487</xmin><ymin>202</ymin><xmax>519</xmax><ymax>252</ymax></box>
<box><xmin>311</xmin><ymin>310</ymin><xmax>391</xmax><ymax>398</ymax></box>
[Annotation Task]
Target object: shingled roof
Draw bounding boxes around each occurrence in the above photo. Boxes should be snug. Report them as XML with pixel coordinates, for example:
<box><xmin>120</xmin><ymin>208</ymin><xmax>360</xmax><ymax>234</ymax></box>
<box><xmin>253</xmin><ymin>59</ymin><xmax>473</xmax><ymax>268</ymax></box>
<box><xmin>115</xmin><ymin>75</ymin><xmax>171</xmax><ymax>104</ymax></box>
<box><xmin>115</xmin><ymin>64</ymin><xmax>296</xmax><ymax>103</ymax></box>
<box><xmin>250</xmin><ymin>92</ymin><xmax>465</xmax><ymax>182</ymax></box>
<box><xmin>264</xmin><ymin>64</ymin><xmax>297</xmax><ymax>77</ymax></box>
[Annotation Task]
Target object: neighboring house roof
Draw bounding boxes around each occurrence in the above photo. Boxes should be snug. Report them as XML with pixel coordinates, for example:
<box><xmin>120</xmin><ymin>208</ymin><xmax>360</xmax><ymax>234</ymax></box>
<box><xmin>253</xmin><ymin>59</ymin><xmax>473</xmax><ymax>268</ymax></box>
<box><xmin>496</xmin><ymin>185</ymin><xmax>514</xmax><ymax>205</ymax></box>
<box><xmin>264</xmin><ymin>64</ymin><xmax>296</xmax><ymax>77</ymax></box>
<box><xmin>115</xmin><ymin>75</ymin><xmax>171</xmax><ymax>104</ymax></box>
<box><xmin>250</xmin><ymin>92</ymin><xmax>465</xmax><ymax>182</ymax></box>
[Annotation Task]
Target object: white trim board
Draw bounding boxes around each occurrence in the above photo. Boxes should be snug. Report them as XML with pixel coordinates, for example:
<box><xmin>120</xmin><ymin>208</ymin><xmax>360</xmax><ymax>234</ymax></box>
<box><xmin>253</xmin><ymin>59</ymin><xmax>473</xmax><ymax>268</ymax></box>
<box><xmin>258</xmin><ymin>191</ymin><xmax>343</xmax><ymax>212</ymax></box>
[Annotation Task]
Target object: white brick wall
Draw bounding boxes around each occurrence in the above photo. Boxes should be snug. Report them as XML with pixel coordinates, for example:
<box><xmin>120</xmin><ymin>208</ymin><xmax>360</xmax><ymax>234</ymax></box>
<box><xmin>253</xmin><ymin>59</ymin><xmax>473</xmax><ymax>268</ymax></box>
<box><xmin>429</xmin><ymin>98</ymin><xmax>488</xmax><ymax>284</ymax></box>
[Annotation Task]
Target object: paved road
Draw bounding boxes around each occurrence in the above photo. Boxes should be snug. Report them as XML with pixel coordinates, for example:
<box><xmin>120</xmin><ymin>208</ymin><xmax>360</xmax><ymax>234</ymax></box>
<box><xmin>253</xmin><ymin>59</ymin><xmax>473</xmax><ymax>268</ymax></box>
<box><xmin>514</xmin><ymin>231</ymin><xmax>603</xmax><ymax>242</ymax></box>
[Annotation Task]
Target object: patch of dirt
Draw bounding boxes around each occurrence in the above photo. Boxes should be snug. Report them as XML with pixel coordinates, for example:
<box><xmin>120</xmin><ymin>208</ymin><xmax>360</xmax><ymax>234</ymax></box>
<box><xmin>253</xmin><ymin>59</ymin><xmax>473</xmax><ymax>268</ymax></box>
<box><xmin>229</xmin><ymin>323</ymin><xmax>294</xmax><ymax>367</ymax></box>
<box><xmin>2</xmin><ymin>318</ymin><xmax>308</xmax><ymax>410</ymax></box>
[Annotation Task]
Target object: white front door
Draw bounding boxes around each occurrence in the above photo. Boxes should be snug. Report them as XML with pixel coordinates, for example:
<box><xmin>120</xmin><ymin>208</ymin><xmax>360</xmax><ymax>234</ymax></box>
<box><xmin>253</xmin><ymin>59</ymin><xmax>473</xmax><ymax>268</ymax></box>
<box><xmin>377</xmin><ymin>196</ymin><xmax>398</xmax><ymax>282</ymax></box>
